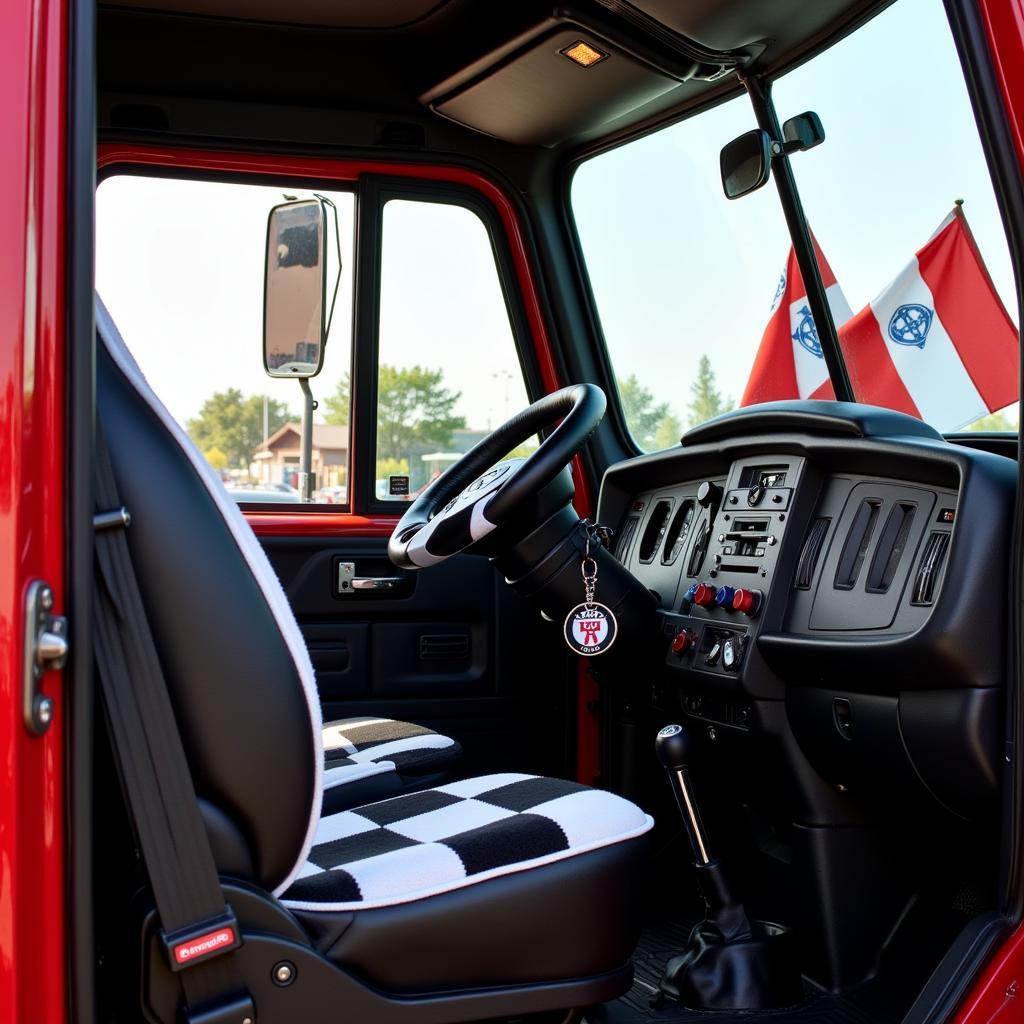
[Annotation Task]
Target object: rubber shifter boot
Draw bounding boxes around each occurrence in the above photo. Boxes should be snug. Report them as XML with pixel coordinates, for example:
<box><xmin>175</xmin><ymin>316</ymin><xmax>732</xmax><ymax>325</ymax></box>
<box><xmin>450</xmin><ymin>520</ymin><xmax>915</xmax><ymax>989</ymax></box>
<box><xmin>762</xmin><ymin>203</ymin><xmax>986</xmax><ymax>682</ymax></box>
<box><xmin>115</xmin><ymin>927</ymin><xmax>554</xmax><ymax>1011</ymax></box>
<box><xmin>653</xmin><ymin>725</ymin><xmax>801</xmax><ymax>1010</ymax></box>
<box><xmin>657</xmin><ymin>861</ymin><xmax>800</xmax><ymax>1009</ymax></box>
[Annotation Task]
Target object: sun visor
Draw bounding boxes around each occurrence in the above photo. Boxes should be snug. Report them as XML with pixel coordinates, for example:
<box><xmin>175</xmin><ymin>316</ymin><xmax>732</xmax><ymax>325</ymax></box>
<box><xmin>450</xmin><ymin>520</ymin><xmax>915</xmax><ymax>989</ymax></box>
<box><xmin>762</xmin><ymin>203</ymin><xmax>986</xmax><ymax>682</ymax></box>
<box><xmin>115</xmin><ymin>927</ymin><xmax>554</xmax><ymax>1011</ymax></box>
<box><xmin>424</xmin><ymin>24</ymin><xmax>688</xmax><ymax>147</ymax></box>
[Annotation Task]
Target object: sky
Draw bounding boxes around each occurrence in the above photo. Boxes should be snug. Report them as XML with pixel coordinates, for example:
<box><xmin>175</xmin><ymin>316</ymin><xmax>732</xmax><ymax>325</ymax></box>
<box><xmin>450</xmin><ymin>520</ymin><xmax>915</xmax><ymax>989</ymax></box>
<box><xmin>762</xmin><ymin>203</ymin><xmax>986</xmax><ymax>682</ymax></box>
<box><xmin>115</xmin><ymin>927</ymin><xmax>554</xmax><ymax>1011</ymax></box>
<box><xmin>97</xmin><ymin>0</ymin><xmax>1018</xmax><ymax>445</ymax></box>
<box><xmin>573</xmin><ymin>0</ymin><xmax>1018</xmax><ymax>435</ymax></box>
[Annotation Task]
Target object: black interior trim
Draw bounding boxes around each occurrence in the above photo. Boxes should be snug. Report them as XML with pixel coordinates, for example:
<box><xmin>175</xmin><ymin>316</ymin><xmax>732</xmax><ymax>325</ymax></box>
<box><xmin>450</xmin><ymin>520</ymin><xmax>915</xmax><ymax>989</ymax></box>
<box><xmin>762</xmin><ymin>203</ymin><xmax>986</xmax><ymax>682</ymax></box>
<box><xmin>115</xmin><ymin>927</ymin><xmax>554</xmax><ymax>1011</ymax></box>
<box><xmin>350</xmin><ymin>174</ymin><xmax>383</xmax><ymax>517</ymax></box>
<box><xmin>68</xmin><ymin>0</ymin><xmax>98</xmax><ymax>1020</ymax></box>
<box><xmin>682</xmin><ymin>402</ymin><xmax>943</xmax><ymax>446</ymax></box>
<box><xmin>946</xmin><ymin>431</ymin><xmax>1019</xmax><ymax>460</ymax></box>
<box><xmin>943</xmin><ymin>0</ymin><xmax>1024</xmax><ymax>926</ymax></box>
<box><xmin>901</xmin><ymin>911</ymin><xmax>1009</xmax><ymax>1024</ymax></box>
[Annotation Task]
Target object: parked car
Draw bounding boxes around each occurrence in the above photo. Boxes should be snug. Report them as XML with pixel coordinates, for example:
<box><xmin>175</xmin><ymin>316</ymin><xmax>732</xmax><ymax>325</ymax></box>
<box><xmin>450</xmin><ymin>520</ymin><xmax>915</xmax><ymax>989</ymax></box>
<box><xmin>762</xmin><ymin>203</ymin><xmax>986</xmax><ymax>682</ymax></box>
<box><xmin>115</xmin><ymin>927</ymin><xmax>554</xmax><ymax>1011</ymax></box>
<box><xmin>313</xmin><ymin>485</ymin><xmax>347</xmax><ymax>504</ymax></box>
<box><xmin>225</xmin><ymin>485</ymin><xmax>302</xmax><ymax>504</ymax></box>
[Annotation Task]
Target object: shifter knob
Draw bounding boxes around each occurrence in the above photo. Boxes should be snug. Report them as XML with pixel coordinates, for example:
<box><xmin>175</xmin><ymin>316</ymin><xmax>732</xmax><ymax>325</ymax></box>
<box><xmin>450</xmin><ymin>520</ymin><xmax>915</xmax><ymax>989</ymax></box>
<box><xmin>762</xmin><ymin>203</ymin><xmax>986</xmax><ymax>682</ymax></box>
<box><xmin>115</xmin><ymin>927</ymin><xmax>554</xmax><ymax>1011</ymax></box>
<box><xmin>656</xmin><ymin>723</ymin><xmax>692</xmax><ymax>771</ymax></box>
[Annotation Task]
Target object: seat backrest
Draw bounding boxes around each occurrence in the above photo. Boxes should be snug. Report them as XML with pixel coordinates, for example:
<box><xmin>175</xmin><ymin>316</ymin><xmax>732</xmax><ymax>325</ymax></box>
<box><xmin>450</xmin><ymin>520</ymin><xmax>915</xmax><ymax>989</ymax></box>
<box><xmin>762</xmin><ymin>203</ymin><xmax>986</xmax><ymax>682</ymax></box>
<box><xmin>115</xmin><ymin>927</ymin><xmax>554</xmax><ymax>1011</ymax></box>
<box><xmin>96</xmin><ymin>298</ymin><xmax>322</xmax><ymax>896</ymax></box>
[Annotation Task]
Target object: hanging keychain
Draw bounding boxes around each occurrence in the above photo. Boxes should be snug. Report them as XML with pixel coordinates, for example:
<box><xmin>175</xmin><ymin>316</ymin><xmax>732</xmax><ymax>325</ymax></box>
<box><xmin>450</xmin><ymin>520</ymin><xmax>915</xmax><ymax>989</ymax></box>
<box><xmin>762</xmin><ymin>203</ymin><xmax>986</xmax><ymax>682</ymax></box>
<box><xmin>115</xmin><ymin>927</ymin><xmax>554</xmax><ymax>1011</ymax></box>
<box><xmin>563</xmin><ymin>523</ymin><xmax>618</xmax><ymax>657</ymax></box>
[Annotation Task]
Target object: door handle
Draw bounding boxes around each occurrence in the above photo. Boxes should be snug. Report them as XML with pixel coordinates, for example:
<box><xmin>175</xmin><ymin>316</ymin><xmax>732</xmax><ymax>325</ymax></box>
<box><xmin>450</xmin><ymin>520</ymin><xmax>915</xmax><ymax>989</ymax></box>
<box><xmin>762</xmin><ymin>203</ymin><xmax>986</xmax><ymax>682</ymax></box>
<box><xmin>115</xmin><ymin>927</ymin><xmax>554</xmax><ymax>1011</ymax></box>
<box><xmin>337</xmin><ymin>561</ymin><xmax>405</xmax><ymax>595</ymax></box>
<box><xmin>351</xmin><ymin>576</ymin><xmax>402</xmax><ymax>591</ymax></box>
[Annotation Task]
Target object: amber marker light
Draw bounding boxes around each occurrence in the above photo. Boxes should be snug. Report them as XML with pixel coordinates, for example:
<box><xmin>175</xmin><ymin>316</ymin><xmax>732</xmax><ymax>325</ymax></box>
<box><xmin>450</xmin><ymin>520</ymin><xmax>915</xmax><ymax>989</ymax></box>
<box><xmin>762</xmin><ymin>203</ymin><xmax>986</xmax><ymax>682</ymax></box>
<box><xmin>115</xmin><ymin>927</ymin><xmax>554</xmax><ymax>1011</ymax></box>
<box><xmin>560</xmin><ymin>40</ymin><xmax>609</xmax><ymax>68</ymax></box>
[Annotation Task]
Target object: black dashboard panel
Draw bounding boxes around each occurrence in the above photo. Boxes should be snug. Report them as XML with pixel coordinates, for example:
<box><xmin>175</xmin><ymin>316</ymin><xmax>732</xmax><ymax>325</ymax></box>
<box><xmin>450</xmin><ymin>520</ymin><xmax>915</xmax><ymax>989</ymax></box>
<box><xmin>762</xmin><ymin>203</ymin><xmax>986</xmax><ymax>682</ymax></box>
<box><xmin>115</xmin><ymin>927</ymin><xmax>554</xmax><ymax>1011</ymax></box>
<box><xmin>598</xmin><ymin>402</ymin><xmax>1016</xmax><ymax>817</ymax></box>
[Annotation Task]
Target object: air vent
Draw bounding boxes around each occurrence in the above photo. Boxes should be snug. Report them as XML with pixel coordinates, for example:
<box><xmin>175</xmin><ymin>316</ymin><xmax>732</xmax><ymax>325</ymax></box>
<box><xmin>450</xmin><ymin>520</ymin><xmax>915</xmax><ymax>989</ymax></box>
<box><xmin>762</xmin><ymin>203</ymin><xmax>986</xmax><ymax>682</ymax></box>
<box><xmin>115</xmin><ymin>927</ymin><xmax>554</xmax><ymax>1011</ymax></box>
<box><xmin>912</xmin><ymin>532</ymin><xmax>951</xmax><ymax>605</ymax></box>
<box><xmin>866</xmin><ymin>502</ymin><xmax>916</xmax><ymax>594</ymax></box>
<box><xmin>834</xmin><ymin>499</ymin><xmax>881</xmax><ymax>590</ymax></box>
<box><xmin>794</xmin><ymin>517</ymin><xmax>831</xmax><ymax>589</ymax></box>
<box><xmin>662</xmin><ymin>500</ymin><xmax>696</xmax><ymax>565</ymax></box>
<box><xmin>638</xmin><ymin>499</ymin><xmax>673</xmax><ymax>563</ymax></box>
<box><xmin>615</xmin><ymin>516</ymin><xmax>640</xmax><ymax>562</ymax></box>
<box><xmin>419</xmin><ymin>634</ymin><xmax>470</xmax><ymax>661</ymax></box>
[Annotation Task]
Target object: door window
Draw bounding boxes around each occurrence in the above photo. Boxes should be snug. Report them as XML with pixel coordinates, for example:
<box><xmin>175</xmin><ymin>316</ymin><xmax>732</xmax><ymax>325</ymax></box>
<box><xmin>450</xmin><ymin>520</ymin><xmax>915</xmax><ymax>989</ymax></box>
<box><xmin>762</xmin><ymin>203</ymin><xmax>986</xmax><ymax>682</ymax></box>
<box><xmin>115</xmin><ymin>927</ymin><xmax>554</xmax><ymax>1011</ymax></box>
<box><xmin>96</xmin><ymin>175</ymin><xmax>355</xmax><ymax>505</ymax></box>
<box><xmin>365</xmin><ymin>198</ymin><xmax>531</xmax><ymax>501</ymax></box>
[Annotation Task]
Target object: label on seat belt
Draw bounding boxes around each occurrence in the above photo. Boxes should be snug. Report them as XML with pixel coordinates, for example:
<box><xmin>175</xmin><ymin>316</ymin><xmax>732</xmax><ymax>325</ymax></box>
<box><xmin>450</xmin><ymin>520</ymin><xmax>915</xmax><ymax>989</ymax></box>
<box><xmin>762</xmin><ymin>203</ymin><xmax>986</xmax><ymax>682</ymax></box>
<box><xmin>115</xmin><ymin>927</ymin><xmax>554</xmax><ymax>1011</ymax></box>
<box><xmin>161</xmin><ymin>910</ymin><xmax>243</xmax><ymax>972</ymax></box>
<box><xmin>172</xmin><ymin>926</ymin><xmax>237</xmax><ymax>966</ymax></box>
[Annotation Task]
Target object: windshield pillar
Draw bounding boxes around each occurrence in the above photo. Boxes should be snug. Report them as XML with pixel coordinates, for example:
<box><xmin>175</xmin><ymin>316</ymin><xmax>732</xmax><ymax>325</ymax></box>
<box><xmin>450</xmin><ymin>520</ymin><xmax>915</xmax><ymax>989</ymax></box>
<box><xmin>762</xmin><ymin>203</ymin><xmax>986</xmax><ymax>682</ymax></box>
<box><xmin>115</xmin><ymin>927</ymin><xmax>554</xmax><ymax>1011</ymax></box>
<box><xmin>741</xmin><ymin>74</ymin><xmax>855</xmax><ymax>403</ymax></box>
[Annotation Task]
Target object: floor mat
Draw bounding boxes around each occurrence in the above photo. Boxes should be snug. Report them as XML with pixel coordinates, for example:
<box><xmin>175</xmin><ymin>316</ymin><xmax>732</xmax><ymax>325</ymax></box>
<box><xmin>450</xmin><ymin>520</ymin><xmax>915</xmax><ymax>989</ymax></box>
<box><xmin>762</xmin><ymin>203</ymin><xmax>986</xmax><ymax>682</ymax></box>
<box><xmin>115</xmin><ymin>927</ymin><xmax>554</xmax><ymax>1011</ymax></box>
<box><xmin>586</xmin><ymin>921</ymin><xmax>902</xmax><ymax>1024</ymax></box>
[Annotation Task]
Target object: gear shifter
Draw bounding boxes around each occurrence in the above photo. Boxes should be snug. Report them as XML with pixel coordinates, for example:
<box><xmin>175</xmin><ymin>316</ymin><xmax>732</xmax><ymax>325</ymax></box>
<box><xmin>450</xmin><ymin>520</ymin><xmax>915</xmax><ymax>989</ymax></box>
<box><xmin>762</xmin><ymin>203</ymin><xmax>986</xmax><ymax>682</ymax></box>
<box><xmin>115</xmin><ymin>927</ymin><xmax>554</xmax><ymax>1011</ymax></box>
<box><xmin>655</xmin><ymin>724</ymin><xmax>713</xmax><ymax>866</ymax></box>
<box><xmin>653</xmin><ymin>724</ymin><xmax>800</xmax><ymax>1010</ymax></box>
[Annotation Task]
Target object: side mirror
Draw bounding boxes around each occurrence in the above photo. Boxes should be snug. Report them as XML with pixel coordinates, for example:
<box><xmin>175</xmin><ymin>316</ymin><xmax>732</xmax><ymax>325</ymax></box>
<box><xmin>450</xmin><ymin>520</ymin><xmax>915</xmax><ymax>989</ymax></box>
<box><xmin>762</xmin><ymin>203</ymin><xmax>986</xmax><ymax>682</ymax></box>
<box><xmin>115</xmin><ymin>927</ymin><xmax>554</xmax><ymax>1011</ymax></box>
<box><xmin>263</xmin><ymin>199</ymin><xmax>327</xmax><ymax>378</ymax></box>
<box><xmin>782</xmin><ymin>111</ymin><xmax>825</xmax><ymax>152</ymax></box>
<box><xmin>720</xmin><ymin>129</ymin><xmax>773</xmax><ymax>200</ymax></box>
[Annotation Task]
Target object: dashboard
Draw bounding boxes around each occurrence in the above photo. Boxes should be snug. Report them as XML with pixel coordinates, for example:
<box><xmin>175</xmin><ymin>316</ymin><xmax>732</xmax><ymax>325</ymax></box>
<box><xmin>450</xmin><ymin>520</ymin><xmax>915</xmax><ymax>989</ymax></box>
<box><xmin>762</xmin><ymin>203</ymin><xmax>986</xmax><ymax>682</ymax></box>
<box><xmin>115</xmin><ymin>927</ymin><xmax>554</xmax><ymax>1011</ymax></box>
<box><xmin>597</xmin><ymin>403</ymin><xmax>1017</xmax><ymax>818</ymax></box>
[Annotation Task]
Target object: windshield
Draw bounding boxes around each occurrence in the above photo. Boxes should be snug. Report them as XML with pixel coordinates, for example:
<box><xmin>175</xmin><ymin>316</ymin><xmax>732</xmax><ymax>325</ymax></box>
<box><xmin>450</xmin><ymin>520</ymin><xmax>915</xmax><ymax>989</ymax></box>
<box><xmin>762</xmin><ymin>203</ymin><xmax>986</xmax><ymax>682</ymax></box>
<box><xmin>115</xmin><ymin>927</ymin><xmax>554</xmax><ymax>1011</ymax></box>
<box><xmin>572</xmin><ymin>0</ymin><xmax>1019</xmax><ymax>449</ymax></box>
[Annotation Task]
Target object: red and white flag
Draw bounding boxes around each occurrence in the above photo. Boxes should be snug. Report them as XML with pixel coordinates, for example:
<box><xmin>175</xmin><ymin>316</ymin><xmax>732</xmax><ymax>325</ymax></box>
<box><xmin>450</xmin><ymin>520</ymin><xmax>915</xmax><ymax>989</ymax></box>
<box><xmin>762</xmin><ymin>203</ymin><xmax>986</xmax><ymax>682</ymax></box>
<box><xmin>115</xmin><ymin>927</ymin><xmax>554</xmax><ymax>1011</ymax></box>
<box><xmin>837</xmin><ymin>206</ymin><xmax>1018</xmax><ymax>428</ymax></box>
<box><xmin>743</xmin><ymin>207</ymin><xmax>1019</xmax><ymax>429</ymax></box>
<box><xmin>741</xmin><ymin>236</ymin><xmax>853</xmax><ymax>405</ymax></box>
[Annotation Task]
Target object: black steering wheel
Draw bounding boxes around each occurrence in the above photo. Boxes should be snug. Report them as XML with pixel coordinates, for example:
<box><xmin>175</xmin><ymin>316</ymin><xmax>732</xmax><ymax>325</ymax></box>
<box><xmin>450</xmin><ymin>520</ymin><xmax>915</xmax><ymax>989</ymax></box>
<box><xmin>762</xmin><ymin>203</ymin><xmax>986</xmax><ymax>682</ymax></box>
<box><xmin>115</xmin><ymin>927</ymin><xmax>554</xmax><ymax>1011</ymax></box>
<box><xmin>389</xmin><ymin>383</ymin><xmax>606</xmax><ymax>569</ymax></box>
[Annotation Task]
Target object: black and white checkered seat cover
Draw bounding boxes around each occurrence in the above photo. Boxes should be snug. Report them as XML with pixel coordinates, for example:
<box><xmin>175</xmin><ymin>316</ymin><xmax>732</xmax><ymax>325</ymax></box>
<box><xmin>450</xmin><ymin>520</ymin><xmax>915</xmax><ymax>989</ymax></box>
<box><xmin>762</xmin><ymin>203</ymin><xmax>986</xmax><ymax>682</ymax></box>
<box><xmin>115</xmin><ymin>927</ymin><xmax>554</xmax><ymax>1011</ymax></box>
<box><xmin>282</xmin><ymin>772</ymin><xmax>653</xmax><ymax>912</ymax></box>
<box><xmin>322</xmin><ymin>717</ymin><xmax>461</xmax><ymax>789</ymax></box>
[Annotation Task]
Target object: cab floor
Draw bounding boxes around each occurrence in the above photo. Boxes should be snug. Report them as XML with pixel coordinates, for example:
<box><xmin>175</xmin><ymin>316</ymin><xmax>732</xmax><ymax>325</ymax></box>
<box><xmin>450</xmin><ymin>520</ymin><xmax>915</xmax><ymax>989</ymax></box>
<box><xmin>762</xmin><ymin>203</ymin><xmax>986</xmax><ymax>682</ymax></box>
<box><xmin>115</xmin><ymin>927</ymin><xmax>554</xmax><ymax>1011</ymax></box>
<box><xmin>585</xmin><ymin>920</ymin><xmax>905</xmax><ymax>1024</ymax></box>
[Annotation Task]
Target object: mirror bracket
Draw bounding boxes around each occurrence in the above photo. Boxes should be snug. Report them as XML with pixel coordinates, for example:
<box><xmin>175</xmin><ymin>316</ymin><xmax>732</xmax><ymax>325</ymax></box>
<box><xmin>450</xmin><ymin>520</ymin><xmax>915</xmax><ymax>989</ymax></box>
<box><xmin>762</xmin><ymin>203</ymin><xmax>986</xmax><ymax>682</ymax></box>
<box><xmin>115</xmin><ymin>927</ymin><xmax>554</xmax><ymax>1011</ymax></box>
<box><xmin>313</xmin><ymin>193</ymin><xmax>343</xmax><ymax>338</ymax></box>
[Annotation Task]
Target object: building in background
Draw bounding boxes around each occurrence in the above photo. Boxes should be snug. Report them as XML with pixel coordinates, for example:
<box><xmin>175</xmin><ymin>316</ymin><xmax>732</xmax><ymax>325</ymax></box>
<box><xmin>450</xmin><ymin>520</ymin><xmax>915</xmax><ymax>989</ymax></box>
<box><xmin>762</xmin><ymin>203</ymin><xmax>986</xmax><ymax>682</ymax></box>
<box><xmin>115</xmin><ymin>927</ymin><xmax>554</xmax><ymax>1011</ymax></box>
<box><xmin>252</xmin><ymin>422</ymin><xmax>348</xmax><ymax>489</ymax></box>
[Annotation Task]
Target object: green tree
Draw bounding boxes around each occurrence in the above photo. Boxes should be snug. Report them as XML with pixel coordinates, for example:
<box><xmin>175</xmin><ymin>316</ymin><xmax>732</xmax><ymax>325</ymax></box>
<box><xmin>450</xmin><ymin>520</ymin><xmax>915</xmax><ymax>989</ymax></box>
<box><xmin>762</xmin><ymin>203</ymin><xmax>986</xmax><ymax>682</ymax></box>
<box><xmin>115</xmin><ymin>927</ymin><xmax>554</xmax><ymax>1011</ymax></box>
<box><xmin>187</xmin><ymin>390</ymin><xmax>289</xmax><ymax>468</ymax></box>
<box><xmin>653</xmin><ymin>412</ymin><xmax>683</xmax><ymax>451</ymax></box>
<box><xmin>203</xmin><ymin>446</ymin><xmax>229</xmax><ymax>471</ymax></box>
<box><xmin>324</xmin><ymin>365</ymin><xmax>465</xmax><ymax>467</ymax></box>
<box><xmin>687</xmin><ymin>355</ymin><xmax>734</xmax><ymax>428</ymax></box>
<box><xmin>967</xmin><ymin>409</ymin><xmax>1016</xmax><ymax>431</ymax></box>
<box><xmin>376</xmin><ymin>456</ymin><xmax>410</xmax><ymax>479</ymax></box>
<box><xmin>617</xmin><ymin>374</ymin><xmax>681</xmax><ymax>451</ymax></box>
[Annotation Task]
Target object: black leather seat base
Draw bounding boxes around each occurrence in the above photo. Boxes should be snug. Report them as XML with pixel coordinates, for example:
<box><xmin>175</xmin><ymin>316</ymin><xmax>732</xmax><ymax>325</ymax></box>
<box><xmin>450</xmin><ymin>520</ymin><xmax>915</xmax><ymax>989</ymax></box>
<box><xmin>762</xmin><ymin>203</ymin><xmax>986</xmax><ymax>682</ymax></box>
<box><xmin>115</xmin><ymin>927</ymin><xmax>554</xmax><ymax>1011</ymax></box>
<box><xmin>139</xmin><ymin>879</ymin><xmax>637</xmax><ymax>1024</ymax></box>
<box><xmin>293</xmin><ymin>837</ymin><xmax>648</xmax><ymax>994</ymax></box>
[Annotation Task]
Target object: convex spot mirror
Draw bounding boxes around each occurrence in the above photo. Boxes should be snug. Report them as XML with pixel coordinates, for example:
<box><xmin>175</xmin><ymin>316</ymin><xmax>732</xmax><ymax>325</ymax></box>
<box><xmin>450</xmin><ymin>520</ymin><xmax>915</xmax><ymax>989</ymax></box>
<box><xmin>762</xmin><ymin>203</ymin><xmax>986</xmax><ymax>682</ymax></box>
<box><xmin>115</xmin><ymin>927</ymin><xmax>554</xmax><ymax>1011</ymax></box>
<box><xmin>720</xmin><ymin>111</ymin><xmax>825</xmax><ymax>200</ymax></box>
<box><xmin>264</xmin><ymin>198</ymin><xmax>327</xmax><ymax>378</ymax></box>
<box><xmin>783</xmin><ymin>111</ymin><xmax>825</xmax><ymax>153</ymax></box>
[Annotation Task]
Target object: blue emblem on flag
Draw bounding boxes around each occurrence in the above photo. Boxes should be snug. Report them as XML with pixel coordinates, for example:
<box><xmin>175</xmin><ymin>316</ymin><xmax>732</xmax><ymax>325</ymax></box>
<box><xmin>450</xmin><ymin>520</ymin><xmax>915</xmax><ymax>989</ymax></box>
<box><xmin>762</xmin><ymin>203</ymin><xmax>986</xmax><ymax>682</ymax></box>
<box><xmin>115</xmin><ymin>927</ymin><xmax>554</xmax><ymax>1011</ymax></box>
<box><xmin>888</xmin><ymin>303</ymin><xmax>933</xmax><ymax>348</ymax></box>
<box><xmin>792</xmin><ymin>305</ymin><xmax>823</xmax><ymax>358</ymax></box>
<box><xmin>771</xmin><ymin>272</ymin><xmax>786</xmax><ymax>309</ymax></box>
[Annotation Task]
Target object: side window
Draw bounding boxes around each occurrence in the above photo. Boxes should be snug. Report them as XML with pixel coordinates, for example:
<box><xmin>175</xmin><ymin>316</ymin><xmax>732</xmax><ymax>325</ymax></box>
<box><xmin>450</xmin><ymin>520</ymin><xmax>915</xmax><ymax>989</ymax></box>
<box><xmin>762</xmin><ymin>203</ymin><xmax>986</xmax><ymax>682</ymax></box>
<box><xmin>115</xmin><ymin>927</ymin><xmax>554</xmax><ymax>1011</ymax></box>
<box><xmin>96</xmin><ymin>175</ymin><xmax>355</xmax><ymax>506</ymax></box>
<box><xmin>369</xmin><ymin>198</ymin><xmax>531</xmax><ymax>501</ymax></box>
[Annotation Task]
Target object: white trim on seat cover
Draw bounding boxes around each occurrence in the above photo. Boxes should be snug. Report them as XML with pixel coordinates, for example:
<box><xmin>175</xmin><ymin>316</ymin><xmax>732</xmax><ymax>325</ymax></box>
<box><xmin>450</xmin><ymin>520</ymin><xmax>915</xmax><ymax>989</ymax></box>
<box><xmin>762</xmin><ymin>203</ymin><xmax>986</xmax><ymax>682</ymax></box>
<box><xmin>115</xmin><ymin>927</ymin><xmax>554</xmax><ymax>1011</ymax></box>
<box><xmin>96</xmin><ymin>295</ymin><xmax>324</xmax><ymax>897</ymax></box>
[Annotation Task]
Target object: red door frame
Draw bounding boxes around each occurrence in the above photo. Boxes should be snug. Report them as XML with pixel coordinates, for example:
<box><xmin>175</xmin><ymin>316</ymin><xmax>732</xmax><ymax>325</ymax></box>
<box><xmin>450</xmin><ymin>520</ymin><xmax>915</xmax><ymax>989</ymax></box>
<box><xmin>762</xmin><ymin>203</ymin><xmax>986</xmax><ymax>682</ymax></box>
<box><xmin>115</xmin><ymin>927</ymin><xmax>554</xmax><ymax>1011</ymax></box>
<box><xmin>0</xmin><ymin>1</ymin><xmax>68</xmax><ymax>1023</ymax></box>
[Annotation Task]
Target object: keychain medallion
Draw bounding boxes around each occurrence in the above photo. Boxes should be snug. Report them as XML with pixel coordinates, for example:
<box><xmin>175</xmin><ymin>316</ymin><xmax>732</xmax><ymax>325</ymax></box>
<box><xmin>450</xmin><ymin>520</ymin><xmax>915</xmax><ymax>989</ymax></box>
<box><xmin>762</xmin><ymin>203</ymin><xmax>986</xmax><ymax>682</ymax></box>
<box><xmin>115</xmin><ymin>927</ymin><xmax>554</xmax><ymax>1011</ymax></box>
<box><xmin>564</xmin><ymin>533</ymin><xmax>618</xmax><ymax>656</ymax></box>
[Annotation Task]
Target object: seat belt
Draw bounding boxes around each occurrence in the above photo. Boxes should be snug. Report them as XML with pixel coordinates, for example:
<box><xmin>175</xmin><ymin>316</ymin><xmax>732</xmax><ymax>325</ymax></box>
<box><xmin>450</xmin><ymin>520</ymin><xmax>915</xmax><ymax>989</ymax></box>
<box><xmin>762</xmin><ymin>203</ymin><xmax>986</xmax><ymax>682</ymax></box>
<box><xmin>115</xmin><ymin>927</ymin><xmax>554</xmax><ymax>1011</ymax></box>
<box><xmin>92</xmin><ymin>425</ymin><xmax>255</xmax><ymax>1024</ymax></box>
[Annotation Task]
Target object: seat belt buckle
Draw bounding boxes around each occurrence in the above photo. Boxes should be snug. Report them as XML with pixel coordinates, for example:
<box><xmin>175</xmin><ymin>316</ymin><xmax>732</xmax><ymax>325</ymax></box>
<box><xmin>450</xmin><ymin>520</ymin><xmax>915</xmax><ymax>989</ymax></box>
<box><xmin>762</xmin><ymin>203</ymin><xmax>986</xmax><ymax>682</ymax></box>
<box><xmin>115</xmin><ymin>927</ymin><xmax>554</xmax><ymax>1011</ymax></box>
<box><xmin>160</xmin><ymin>907</ymin><xmax>243</xmax><ymax>973</ymax></box>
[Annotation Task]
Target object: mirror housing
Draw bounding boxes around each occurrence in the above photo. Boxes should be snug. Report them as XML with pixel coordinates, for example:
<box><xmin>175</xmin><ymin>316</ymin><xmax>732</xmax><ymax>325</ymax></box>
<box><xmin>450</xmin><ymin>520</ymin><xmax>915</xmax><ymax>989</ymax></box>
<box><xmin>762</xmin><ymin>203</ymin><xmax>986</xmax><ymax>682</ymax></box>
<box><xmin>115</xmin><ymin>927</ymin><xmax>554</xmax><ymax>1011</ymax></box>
<box><xmin>720</xmin><ymin>129</ymin><xmax>773</xmax><ymax>200</ymax></box>
<box><xmin>263</xmin><ymin>199</ymin><xmax>327</xmax><ymax>379</ymax></box>
<box><xmin>782</xmin><ymin>111</ymin><xmax>825</xmax><ymax>153</ymax></box>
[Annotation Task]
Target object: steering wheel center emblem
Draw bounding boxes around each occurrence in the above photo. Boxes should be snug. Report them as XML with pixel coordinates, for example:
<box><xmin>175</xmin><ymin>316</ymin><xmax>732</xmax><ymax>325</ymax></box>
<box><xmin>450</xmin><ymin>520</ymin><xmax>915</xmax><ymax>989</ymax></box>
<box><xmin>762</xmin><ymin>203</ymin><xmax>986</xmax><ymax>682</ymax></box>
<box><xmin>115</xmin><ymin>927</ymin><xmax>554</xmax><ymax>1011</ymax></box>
<box><xmin>887</xmin><ymin>303</ymin><xmax>933</xmax><ymax>348</ymax></box>
<box><xmin>791</xmin><ymin>305</ymin><xmax>823</xmax><ymax>358</ymax></box>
